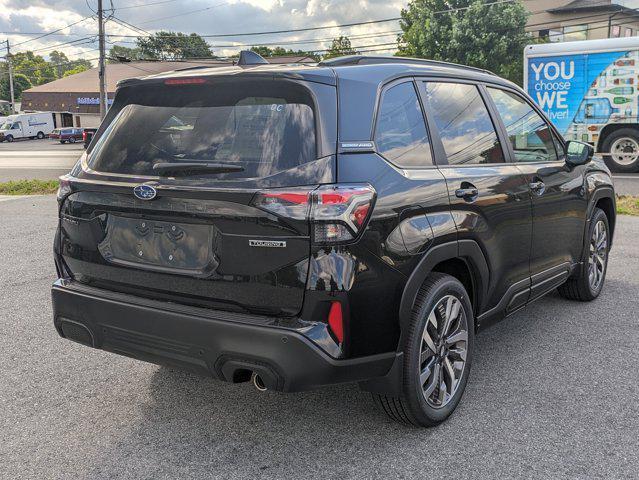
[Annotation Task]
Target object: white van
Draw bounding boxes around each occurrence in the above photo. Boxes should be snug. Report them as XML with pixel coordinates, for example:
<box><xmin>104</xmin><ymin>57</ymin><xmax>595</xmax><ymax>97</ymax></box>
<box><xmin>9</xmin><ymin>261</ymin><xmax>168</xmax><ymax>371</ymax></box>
<box><xmin>0</xmin><ymin>112</ymin><xmax>55</xmax><ymax>142</ymax></box>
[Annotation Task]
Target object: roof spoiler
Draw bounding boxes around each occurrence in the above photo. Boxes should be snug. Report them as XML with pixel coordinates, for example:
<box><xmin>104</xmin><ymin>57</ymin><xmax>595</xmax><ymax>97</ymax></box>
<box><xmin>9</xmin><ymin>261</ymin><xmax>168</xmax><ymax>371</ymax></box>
<box><xmin>238</xmin><ymin>50</ymin><xmax>269</xmax><ymax>66</ymax></box>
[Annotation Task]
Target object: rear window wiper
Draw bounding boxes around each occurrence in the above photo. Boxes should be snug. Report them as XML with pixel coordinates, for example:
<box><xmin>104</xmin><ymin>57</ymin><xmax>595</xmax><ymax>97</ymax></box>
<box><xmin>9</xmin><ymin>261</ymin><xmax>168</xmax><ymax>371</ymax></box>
<box><xmin>152</xmin><ymin>162</ymin><xmax>244</xmax><ymax>176</ymax></box>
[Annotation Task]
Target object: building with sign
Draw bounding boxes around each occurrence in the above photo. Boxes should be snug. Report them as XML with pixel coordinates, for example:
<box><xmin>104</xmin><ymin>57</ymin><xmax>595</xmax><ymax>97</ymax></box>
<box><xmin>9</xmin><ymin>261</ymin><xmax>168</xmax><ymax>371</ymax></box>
<box><xmin>523</xmin><ymin>1</ymin><xmax>639</xmax><ymax>42</ymax></box>
<box><xmin>20</xmin><ymin>55</ymin><xmax>315</xmax><ymax>128</ymax></box>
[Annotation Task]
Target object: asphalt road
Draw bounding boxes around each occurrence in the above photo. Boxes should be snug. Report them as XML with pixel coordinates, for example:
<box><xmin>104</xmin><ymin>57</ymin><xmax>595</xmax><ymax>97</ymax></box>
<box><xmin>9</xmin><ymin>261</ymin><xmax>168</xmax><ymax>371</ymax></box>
<box><xmin>0</xmin><ymin>139</ymin><xmax>82</xmax><ymax>181</ymax></box>
<box><xmin>1</xmin><ymin>194</ymin><xmax>638</xmax><ymax>479</ymax></box>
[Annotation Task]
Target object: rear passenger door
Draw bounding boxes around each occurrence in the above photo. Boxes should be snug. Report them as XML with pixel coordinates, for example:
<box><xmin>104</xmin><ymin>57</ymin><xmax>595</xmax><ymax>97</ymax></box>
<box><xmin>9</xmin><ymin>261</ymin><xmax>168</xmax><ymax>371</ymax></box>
<box><xmin>485</xmin><ymin>86</ymin><xmax>588</xmax><ymax>298</ymax></box>
<box><xmin>417</xmin><ymin>80</ymin><xmax>533</xmax><ymax>320</ymax></box>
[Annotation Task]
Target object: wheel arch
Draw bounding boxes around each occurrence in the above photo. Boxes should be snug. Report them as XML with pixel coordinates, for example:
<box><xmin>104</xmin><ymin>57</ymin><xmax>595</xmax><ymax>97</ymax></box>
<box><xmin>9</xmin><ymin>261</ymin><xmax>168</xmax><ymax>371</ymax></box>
<box><xmin>398</xmin><ymin>240</ymin><xmax>489</xmax><ymax>338</ymax></box>
<box><xmin>588</xmin><ymin>186</ymin><xmax>616</xmax><ymax>249</ymax></box>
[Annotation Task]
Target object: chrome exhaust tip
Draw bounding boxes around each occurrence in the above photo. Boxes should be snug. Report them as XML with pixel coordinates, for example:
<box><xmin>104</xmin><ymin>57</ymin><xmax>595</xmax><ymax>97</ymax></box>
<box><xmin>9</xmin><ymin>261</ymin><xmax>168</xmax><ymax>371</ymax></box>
<box><xmin>252</xmin><ymin>373</ymin><xmax>267</xmax><ymax>392</ymax></box>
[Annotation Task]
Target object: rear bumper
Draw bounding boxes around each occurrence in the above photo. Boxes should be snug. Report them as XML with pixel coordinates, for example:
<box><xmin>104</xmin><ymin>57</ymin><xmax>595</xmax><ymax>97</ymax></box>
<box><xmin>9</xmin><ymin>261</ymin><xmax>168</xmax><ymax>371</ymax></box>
<box><xmin>51</xmin><ymin>279</ymin><xmax>396</xmax><ymax>392</ymax></box>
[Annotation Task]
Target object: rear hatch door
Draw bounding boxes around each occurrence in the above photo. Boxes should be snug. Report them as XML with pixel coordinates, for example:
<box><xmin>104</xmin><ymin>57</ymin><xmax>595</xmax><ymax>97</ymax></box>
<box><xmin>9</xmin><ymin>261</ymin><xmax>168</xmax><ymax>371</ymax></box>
<box><xmin>58</xmin><ymin>75</ymin><xmax>336</xmax><ymax>316</ymax></box>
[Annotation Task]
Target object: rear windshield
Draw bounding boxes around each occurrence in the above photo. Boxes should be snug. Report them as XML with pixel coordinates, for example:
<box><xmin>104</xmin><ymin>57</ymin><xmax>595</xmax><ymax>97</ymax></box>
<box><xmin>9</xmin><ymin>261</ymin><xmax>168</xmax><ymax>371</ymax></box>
<box><xmin>87</xmin><ymin>80</ymin><xmax>317</xmax><ymax>180</ymax></box>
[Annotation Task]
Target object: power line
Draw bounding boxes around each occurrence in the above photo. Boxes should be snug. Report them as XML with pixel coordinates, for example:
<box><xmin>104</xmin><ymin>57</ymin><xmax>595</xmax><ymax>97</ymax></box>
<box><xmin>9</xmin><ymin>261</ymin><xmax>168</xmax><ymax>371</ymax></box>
<box><xmin>108</xmin><ymin>28</ymin><xmax>403</xmax><ymax>48</ymax></box>
<box><xmin>112</xmin><ymin>0</ymin><xmax>183</xmax><ymax>11</ymax></box>
<box><xmin>134</xmin><ymin>2</ymin><xmax>229</xmax><ymax>26</ymax></box>
<box><xmin>10</xmin><ymin>16</ymin><xmax>95</xmax><ymax>48</ymax></box>
<box><xmin>26</xmin><ymin>37</ymin><xmax>96</xmax><ymax>54</ymax></box>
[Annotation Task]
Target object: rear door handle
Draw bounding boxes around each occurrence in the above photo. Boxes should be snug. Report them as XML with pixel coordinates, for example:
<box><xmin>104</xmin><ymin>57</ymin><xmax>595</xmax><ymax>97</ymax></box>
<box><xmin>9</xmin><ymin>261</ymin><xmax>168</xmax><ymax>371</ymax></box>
<box><xmin>529</xmin><ymin>181</ymin><xmax>545</xmax><ymax>195</ymax></box>
<box><xmin>455</xmin><ymin>184</ymin><xmax>479</xmax><ymax>202</ymax></box>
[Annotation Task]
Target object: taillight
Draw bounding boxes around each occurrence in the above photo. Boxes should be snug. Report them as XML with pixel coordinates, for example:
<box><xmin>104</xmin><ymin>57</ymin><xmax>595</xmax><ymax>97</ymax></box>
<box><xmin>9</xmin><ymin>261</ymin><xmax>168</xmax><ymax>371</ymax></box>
<box><xmin>251</xmin><ymin>184</ymin><xmax>375</xmax><ymax>244</ymax></box>
<box><xmin>82</xmin><ymin>131</ymin><xmax>87</xmax><ymax>142</ymax></box>
<box><xmin>57</xmin><ymin>175</ymin><xmax>73</xmax><ymax>204</ymax></box>
<box><xmin>311</xmin><ymin>185</ymin><xmax>375</xmax><ymax>243</ymax></box>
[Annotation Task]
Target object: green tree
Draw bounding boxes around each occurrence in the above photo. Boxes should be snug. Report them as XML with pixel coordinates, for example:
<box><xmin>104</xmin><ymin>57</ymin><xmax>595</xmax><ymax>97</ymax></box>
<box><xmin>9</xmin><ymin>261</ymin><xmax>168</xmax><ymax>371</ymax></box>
<box><xmin>108</xmin><ymin>45</ymin><xmax>145</xmax><ymax>63</ymax></box>
<box><xmin>10</xmin><ymin>51</ymin><xmax>56</xmax><ymax>85</ymax></box>
<box><xmin>62</xmin><ymin>64</ymin><xmax>91</xmax><ymax>77</ymax></box>
<box><xmin>49</xmin><ymin>50</ymin><xmax>69</xmax><ymax>78</ymax></box>
<box><xmin>0</xmin><ymin>73</ymin><xmax>32</xmax><ymax>101</ymax></box>
<box><xmin>398</xmin><ymin>0</ymin><xmax>531</xmax><ymax>85</ymax></box>
<box><xmin>323</xmin><ymin>36</ymin><xmax>357</xmax><ymax>60</ymax></box>
<box><xmin>249</xmin><ymin>46</ymin><xmax>319</xmax><ymax>61</ymax></box>
<box><xmin>137</xmin><ymin>31</ymin><xmax>212</xmax><ymax>60</ymax></box>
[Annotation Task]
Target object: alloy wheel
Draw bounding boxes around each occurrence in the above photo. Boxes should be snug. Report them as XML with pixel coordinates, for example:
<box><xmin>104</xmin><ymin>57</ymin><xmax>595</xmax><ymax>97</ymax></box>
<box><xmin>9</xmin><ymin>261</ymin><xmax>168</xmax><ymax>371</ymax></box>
<box><xmin>419</xmin><ymin>294</ymin><xmax>468</xmax><ymax>408</ymax></box>
<box><xmin>588</xmin><ymin>220</ymin><xmax>607</xmax><ymax>292</ymax></box>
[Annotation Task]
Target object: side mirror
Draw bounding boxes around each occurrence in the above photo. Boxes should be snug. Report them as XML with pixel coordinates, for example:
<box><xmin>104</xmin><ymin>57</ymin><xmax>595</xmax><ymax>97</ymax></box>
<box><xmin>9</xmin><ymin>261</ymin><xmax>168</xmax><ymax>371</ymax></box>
<box><xmin>565</xmin><ymin>140</ymin><xmax>593</xmax><ymax>166</ymax></box>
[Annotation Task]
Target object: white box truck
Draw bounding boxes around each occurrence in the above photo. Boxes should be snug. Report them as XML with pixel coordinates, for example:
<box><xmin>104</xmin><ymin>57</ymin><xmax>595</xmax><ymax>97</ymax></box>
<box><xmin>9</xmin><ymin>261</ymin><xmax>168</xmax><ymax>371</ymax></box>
<box><xmin>524</xmin><ymin>37</ymin><xmax>639</xmax><ymax>172</ymax></box>
<box><xmin>0</xmin><ymin>112</ymin><xmax>55</xmax><ymax>142</ymax></box>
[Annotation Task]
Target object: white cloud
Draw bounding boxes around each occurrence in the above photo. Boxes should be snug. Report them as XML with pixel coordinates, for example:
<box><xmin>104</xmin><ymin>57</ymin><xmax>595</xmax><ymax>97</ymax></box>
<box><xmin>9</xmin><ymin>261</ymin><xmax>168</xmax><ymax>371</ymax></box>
<box><xmin>0</xmin><ymin>0</ymin><xmax>407</xmax><ymax>62</ymax></box>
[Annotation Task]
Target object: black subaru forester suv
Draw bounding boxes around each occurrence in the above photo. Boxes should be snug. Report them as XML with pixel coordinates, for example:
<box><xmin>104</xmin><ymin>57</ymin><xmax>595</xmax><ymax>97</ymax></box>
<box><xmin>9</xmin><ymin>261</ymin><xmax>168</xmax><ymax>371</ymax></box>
<box><xmin>52</xmin><ymin>53</ymin><xmax>615</xmax><ymax>427</ymax></box>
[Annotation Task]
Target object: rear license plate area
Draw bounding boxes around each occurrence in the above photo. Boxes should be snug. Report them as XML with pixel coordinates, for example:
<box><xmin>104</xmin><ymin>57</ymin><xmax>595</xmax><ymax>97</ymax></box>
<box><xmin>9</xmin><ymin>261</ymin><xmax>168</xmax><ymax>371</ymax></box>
<box><xmin>98</xmin><ymin>215</ymin><xmax>219</xmax><ymax>276</ymax></box>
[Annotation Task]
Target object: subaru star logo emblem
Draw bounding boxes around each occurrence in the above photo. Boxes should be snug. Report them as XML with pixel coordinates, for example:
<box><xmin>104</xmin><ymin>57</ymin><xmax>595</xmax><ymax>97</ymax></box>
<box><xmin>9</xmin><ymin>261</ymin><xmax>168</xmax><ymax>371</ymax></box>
<box><xmin>133</xmin><ymin>184</ymin><xmax>157</xmax><ymax>200</ymax></box>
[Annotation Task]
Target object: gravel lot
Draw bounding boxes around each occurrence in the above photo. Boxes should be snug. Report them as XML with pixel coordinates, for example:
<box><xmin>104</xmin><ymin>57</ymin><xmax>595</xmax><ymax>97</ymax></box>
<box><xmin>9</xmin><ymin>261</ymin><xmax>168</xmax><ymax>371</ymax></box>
<box><xmin>1</xmin><ymin>195</ymin><xmax>638</xmax><ymax>479</ymax></box>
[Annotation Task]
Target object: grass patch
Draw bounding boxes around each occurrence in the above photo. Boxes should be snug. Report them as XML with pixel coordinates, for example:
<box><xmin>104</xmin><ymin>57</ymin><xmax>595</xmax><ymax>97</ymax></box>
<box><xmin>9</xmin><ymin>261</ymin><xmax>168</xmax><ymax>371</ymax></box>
<box><xmin>0</xmin><ymin>179</ymin><xmax>59</xmax><ymax>195</ymax></box>
<box><xmin>616</xmin><ymin>195</ymin><xmax>639</xmax><ymax>216</ymax></box>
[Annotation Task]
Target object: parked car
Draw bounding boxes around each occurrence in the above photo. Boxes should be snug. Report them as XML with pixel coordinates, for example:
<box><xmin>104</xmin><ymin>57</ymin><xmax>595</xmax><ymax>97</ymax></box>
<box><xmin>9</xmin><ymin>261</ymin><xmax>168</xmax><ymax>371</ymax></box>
<box><xmin>82</xmin><ymin>128</ymin><xmax>97</xmax><ymax>149</ymax></box>
<box><xmin>50</xmin><ymin>127</ymin><xmax>83</xmax><ymax>144</ymax></box>
<box><xmin>0</xmin><ymin>112</ymin><xmax>54</xmax><ymax>142</ymax></box>
<box><xmin>52</xmin><ymin>52</ymin><xmax>616</xmax><ymax>427</ymax></box>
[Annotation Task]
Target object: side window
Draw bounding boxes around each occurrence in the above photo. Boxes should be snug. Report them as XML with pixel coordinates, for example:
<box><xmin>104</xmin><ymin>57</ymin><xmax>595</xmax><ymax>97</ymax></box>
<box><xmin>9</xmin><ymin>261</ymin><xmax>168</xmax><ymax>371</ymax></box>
<box><xmin>374</xmin><ymin>81</ymin><xmax>433</xmax><ymax>168</ymax></box>
<box><xmin>422</xmin><ymin>82</ymin><xmax>505</xmax><ymax>165</ymax></box>
<box><xmin>552</xmin><ymin>132</ymin><xmax>566</xmax><ymax>160</ymax></box>
<box><xmin>487</xmin><ymin>87</ymin><xmax>559</xmax><ymax>163</ymax></box>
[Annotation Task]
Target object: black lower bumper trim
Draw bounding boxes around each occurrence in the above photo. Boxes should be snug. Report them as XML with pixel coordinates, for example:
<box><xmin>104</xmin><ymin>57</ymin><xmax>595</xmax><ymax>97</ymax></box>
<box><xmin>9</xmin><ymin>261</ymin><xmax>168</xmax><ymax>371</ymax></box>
<box><xmin>51</xmin><ymin>280</ymin><xmax>396</xmax><ymax>392</ymax></box>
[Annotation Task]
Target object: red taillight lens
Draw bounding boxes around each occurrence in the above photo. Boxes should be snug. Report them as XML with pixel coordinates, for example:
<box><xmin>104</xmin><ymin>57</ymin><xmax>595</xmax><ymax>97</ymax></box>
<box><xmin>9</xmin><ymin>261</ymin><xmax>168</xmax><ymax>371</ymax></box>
<box><xmin>82</xmin><ymin>131</ymin><xmax>87</xmax><ymax>141</ymax></box>
<box><xmin>164</xmin><ymin>77</ymin><xmax>207</xmax><ymax>85</ymax></box>
<box><xmin>327</xmin><ymin>301</ymin><xmax>344</xmax><ymax>343</ymax></box>
<box><xmin>251</xmin><ymin>187</ymin><xmax>312</xmax><ymax>220</ymax></box>
<box><xmin>311</xmin><ymin>185</ymin><xmax>375</xmax><ymax>243</ymax></box>
<box><xmin>251</xmin><ymin>184</ymin><xmax>375</xmax><ymax>244</ymax></box>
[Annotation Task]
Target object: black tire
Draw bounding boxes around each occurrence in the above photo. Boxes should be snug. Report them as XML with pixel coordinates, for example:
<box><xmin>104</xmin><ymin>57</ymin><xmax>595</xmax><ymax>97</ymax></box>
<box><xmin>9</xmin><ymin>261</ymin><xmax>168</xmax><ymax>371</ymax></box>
<box><xmin>601</xmin><ymin>128</ymin><xmax>639</xmax><ymax>173</ymax></box>
<box><xmin>373</xmin><ymin>273</ymin><xmax>474</xmax><ymax>427</ymax></box>
<box><xmin>558</xmin><ymin>208</ymin><xmax>610</xmax><ymax>302</ymax></box>
<box><xmin>69</xmin><ymin>137</ymin><xmax>76</xmax><ymax>143</ymax></box>
<box><xmin>60</xmin><ymin>140</ymin><xmax>66</xmax><ymax>144</ymax></box>
<box><xmin>6</xmin><ymin>135</ymin><xmax>13</xmax><ymax>142</ymax></box>
<box><xmin>36</xmin><ymin>131</ymin><xmax>45</xmax><ymax>139</ymax></box>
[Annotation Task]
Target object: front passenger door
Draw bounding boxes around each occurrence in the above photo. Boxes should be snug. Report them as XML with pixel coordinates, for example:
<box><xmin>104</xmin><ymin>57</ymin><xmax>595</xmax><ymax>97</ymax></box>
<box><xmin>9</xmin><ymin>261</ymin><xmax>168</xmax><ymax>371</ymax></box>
<box><xmin>485</xmin><ymin>87</ymin><xmax>588</xmax><ymax>299</ymax></box>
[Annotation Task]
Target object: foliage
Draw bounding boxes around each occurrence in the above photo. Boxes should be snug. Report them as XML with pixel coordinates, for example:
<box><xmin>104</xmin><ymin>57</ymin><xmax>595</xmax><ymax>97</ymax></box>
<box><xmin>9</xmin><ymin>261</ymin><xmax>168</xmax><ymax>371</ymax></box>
<box><xmin>8</xmin><ymin>51</ymin><xmax>56</xmax><ymax>85</ymax></box>
<box><xmin>63</xmin><ymin>65</ymin><xmax>90</xmax><ymax>77</ymax></box>
<box><xmin>0</xmin><ymin>179</ymin><xmax>59</xmax><ymax>195</ymax></box>
<box><xmin>49</xmin><ymin>50</ymin><xmax>92</xmax><ymax>78</ymax></box>
<box><xmin>0</xmin><ymin>73</ymin><xmax>32</xmax><ymax>101</ymax></box>
<box><xmin>107</xmin><ymin>45</ymin><xmax>145</xmax><ymax>63</ymax></box>
<box><xmin>397</xmin><ymin>0</ymin><xmax>531</xmax><ymax>85</ymax></box>
<box><xmin>323</xmin><ymin>36</ymin><xmax>358</xmax><ymax>60</ymax></box>
<box><xmin>250</xmin><ymin>46</ymin><xmax>320</xmax><ymax>61</ymax></box>
<box><xmin>137</xmin><ymin>31</ymin><xmax>212</xmax><ymax>60</ymax></box>
<box><xmin>616</xmin><ymin>195</ymin><xmax>639</xmax><ymax>216</ymax></box>
<box><xmin>0</xmin><ymin>49</ymin><xmax>94</xmax><ymax>100</ymax></box>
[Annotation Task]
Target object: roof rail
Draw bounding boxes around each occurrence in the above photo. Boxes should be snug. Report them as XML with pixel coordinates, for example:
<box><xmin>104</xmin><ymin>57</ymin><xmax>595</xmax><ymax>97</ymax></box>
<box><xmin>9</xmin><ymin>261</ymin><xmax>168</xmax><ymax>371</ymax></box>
<box><xmin>317</xmin><ymin>55</ymin><xmax>495</xmax><ymax>76</ymax></box>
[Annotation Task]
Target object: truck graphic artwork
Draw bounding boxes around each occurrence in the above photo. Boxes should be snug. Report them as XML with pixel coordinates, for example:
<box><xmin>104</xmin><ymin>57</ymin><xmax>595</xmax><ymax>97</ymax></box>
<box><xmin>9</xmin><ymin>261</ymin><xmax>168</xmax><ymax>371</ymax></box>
<box><xmin>525</xmin><ymin>37</ymin><xmax>639</xmax><ymax>173</ymax></box>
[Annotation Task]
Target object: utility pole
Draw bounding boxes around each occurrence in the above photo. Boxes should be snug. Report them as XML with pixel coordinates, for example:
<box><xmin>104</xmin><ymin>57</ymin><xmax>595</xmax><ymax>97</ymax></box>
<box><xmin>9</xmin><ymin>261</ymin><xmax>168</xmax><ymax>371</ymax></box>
<box><xmin>97</xmin><ymin>0</ymin><xmax>107</xmax><ymax>120</ymax></box>
<box><xmin>5</xmin><ymin>39</ymin><xmax>15</xmax><ymax>115</ymax></box>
